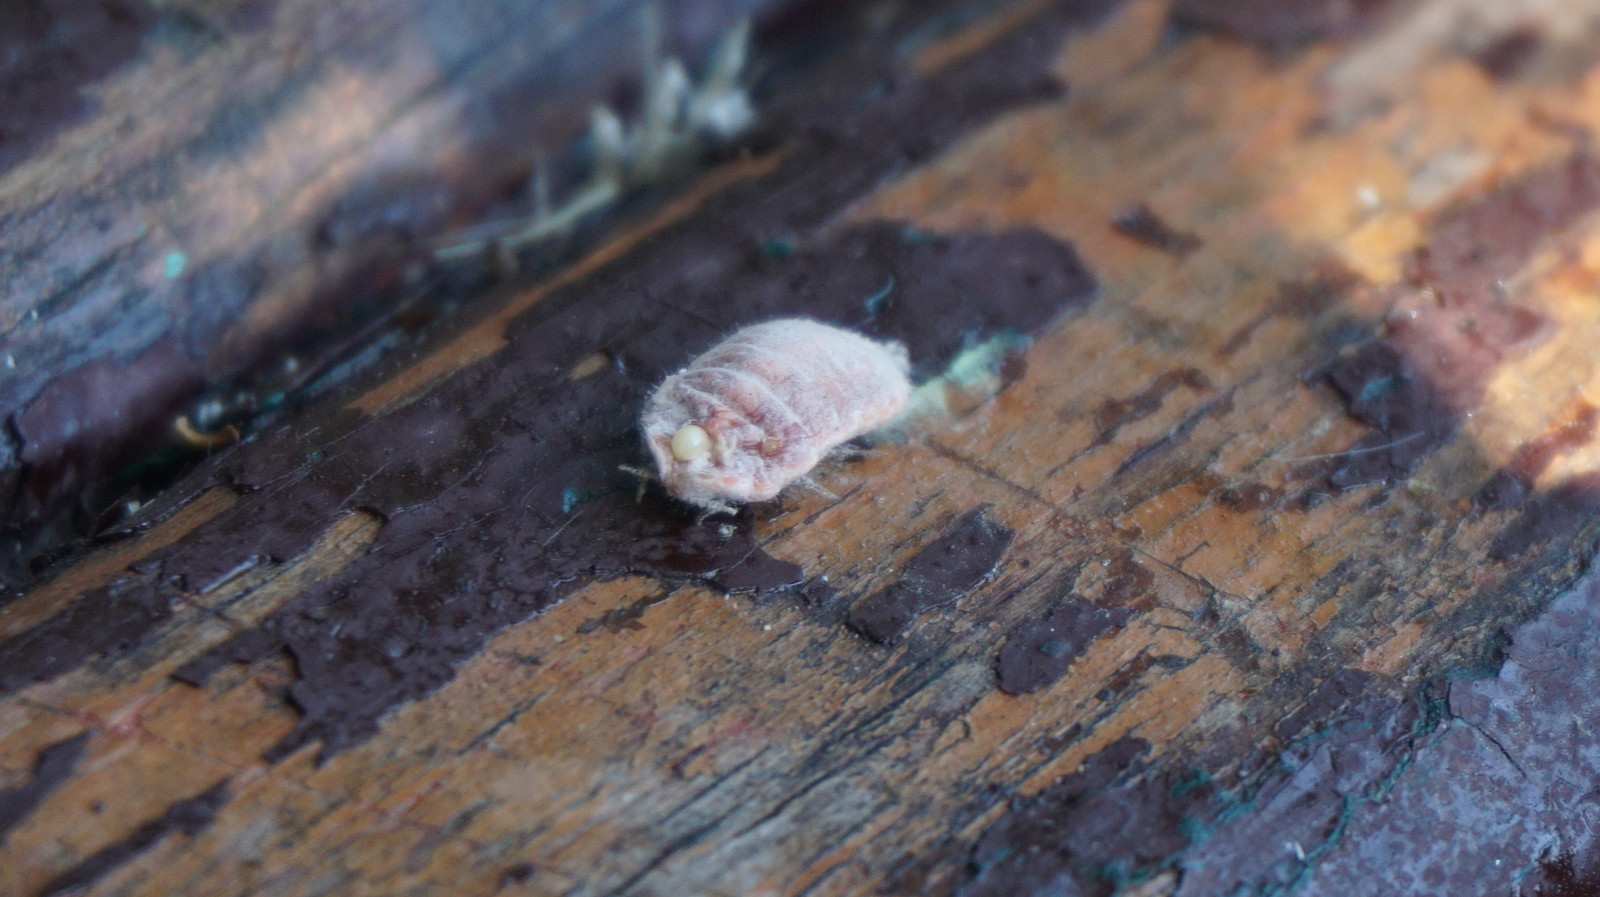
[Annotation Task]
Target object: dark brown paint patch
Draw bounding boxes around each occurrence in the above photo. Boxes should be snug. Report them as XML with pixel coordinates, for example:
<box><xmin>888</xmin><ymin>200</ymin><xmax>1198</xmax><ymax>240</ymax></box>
<box><xmin>958</xmin><ymin>678</ymin><xmax>1433</xmax><ymax>897</ymax></box>
<box><xmin>1090</xmin><ymin>368</ymin><xmax>1212</xmax><ymax>448</ymax></box>
<box><xmin>38</xmin><ymin>780</ymin><xmax>230</xmax><ymax>897</ymax></box>
<box><xmin>1314</xmin><ymin>337</ymin><xmax>1456</xmax><ymax>489</ymax></box>
<box><xmin>848</xmin><ymin>509</ymin><xmax>1015</xmax><ymax>645</ymax></box>
<box><xmin>1314</xmin><ymin>292</ymin><xmax>1541</xmax><ymax>485</ymax></box>
<box><xmin>10</xmin><ymin>222</ymin><xmax>1089</xmax><ymax>760</ymax></box>
<box><xmin>1522</xmin><ymin>853</ymin><xmax>1600</xmax><ymax>897</ymax></box>
<box><xmin>995</xmin><ymin>601</ymin><xmax>1133</xmax><ymax>694</ymax></box>
<box><xmin>964</xmin><ymin>737</ymin><xmax>1206</xmax><ymax>897</ymax></box>
<box><xmin>500</xmin><ymin>862</ymin><xmax>538</xmax><ymax>886</ymax></box>
<box><xmin>1476</xmin><ymin>400</ymin><xmax>1598</xmax><ymax>510</ymax></box>
<box><xmin>1094</xmin><ymin>549</ymin><xmax>1157</xmax><ymax>610</ymax></box>
<box><xmin>3</xmin><ymin>0</ymin><xmax>1113</xmax><ymax>593</ymax></box>
<box><xmin>956</xmin><ymin>566</ymin><xmax>1600</xmax><ymax>896</ymax></box>
<box><xmin>1411</xmin><ymin>154</ymin><xmax>1600</xmax><ymax>308</ymax></box>
<box><xmin>0</xmin><ymin>563</ymin><xmax>186</xmax><ymax>692</ymax></box>
<box><xmin>1172</xmin><ymin>0</ymin><xmax>1406</xmax><ymax>51</ymax></box>
<box><xmin>163</xmin><ymin>470</ymin><xmax>818</xmax><ymax>761</ymax></box>
<box><xmin>882</xmin><ymin>836</ymin><xmax>968</xmax><ymax>897</ymax></box>
<box><xmin>576</xmin><ymin>590</ymin><xmax>673</xmax><ymax>635</ymax></box>
<box><xmin>1110</xmin><ymin>204</ymin><xmax>1202</xmax><ymax>257</ymax></box>
<box><xmin>1114</xmin><ymin>388</ymin><xmax>1235</xmax><ymax>476</ymax></box>
<box><xmin>1473</xmin><ymin>28</ymin><xmax>1543</xmax><ymax>82</ymax></box>
<box><xmin>1165</xmin><ymin>685</ymin><xmax>1434</xmax><ymax>897</ymax></box>
<box><xmin>2</xmin><ymin>0</ymin><xmax>1110</xmax><ymax>762</ymax></box>
<box><xmin>0</xmin><ymin>731</ymin><xmax>89</xmax><ymax>841</ymax></box>
<box><xmin>1095</xmin><ymin>651</ymin><xmax>1187</xmax><ymax>704</ymax></box>
<box><xmin>1270</xmin><ymin>665</ymin><xmax>1378</xmax><ymax>741</ymax></box>
<box><xmin>638</xmin><ymin>224</ymin><xmax>1097</xmax><ymax>382</ymax></box>
<box><xmin>0</xmin><ymin>0</ymin><xmax>740</xmax><ymax>588</ymax></box>
<box><xmin>1217</xmin><ymin>271</ymin><xmax>1353</xmax><ymax>359</ymax></box>
<box><xmin>1310</xmin><ymin>154</ymin><xmax>1600</xmax><ymax>493</ymax></box>
<box><xmin>1489</xmin><ymin>472</ymin><xmax>1600</xmax><ymax>561</ymax></box>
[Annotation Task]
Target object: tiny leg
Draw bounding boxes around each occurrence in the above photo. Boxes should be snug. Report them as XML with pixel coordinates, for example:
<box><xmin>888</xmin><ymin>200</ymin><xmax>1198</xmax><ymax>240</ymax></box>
<box><xmin>618</xmin><ymin>464</ymin><xmax>656</xmax><ymax>503</ymax></box>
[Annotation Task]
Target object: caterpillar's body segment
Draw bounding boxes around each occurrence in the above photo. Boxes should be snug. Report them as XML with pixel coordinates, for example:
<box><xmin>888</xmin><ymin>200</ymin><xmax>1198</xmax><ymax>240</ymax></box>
<box><xmin>642</xmin><ymin>318</ymin><xmax>912</xmax><ymax>512</ymax></box>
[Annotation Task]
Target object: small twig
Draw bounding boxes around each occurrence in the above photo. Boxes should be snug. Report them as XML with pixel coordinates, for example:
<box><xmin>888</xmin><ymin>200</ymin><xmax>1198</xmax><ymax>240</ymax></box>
<box><xmin>428</xmin><ymin>8</ymin><xmax>754</xmax><ymax>267</ymax></box>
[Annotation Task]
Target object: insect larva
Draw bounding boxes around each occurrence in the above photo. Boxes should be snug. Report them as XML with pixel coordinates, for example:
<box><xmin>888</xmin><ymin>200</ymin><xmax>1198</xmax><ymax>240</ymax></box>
<box><xmin>641</xmin><ymin>318</ymin><xmax>912</xmax><ymax>512</ymax></box>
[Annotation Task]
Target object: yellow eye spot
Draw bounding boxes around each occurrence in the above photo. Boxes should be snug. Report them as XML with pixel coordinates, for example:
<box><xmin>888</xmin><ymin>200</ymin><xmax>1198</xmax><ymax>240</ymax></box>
<box><xmin>670</xmin><ymin>424</ymin><xmax>711</xmax><ymax>461</ymax></box>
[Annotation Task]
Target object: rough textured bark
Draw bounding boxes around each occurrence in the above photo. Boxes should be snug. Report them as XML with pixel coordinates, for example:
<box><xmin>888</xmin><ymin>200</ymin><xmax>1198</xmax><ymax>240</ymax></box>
<box><xmin>5</xmin><ymin>0</ymin><xmax>1600</xmax><ymax>895</ymax></box>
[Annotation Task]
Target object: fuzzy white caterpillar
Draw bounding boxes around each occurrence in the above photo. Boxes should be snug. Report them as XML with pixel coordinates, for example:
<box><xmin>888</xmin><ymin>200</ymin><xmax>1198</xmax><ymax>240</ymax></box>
<box><xmin>641</xmin><ymin>318</ymin><xmax>912</xmax><ymax>512</ymax></box>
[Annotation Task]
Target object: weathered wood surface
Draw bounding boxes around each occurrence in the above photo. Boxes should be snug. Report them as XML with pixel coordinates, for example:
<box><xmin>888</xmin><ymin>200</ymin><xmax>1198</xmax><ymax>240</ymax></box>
<box><xmin>7</xmin><ymin>0</ymin><xmax>1600</xmax><ymax>895</ymax></box>
<box><xmin>0</xmin><ymin>0</ymin><xmax>779</xmax><ymax>585</ymax></box>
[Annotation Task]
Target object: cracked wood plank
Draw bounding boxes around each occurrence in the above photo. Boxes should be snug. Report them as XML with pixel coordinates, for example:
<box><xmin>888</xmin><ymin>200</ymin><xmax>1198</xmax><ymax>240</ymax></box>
<box><xmin>5</xmin><ymin>0</ymin><xmax>1600</xmax><ymax>895</ymax></box>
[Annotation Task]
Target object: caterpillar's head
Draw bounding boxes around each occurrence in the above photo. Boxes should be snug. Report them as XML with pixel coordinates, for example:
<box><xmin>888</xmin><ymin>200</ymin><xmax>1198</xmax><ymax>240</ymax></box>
<box><xmin>642</xmin><ymin>402</ymin><xmax>775</xmax><ymax>513</ymax></box>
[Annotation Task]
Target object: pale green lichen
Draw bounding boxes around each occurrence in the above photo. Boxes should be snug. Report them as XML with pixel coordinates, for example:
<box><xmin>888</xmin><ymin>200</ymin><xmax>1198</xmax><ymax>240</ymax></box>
<box><xmin>876</xmin><ymin>330</ymin><xmax>1032</xmax><ymax>440</ymax></box>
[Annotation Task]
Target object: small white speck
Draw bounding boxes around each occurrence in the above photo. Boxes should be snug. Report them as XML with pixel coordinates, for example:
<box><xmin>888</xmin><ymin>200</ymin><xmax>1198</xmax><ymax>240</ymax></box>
<box><xmin>28</xmin><ymin>309</ymin><xmax>39</xmax><ymax>321</ymax></box>
<box><xmin>552</xmin><ymin>634</ymin><xmax>565</xmax><ymax>643</ymax></box>
<box><xmin>762</xmin><ymin>623</ymin><xmax>773</xmax><ymax>631</ymax></box>
<box><xmin>1356</xmin><ymin>185</ymin><xmax>1381</xmax><ymax>209</ymax></box>
<box><xmin>3</xmin><ymin>355</ymin><xmax>14</xmax><ymax>369</ymax></box>
<box><xmin>1287</xmin><ymin>840</ymin><xmax>1305</xmax><ymax>861</ymax></box>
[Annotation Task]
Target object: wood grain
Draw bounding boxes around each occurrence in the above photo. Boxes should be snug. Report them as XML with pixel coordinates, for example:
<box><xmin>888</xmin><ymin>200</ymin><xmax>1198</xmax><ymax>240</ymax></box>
<box><xmin>6</xmin><ymin>0</ymin><xmax>1600</xmax><ymax>894</ymax></box>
